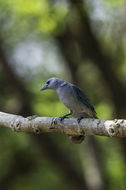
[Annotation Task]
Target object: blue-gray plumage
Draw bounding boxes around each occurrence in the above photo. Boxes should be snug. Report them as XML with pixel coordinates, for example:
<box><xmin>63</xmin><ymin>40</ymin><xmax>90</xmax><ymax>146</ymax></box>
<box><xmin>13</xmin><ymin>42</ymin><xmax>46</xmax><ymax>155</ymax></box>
<box><xmin>40</xmin><ymin>77</ymin><xmax>97</xmax><ymax>143</ymax></box>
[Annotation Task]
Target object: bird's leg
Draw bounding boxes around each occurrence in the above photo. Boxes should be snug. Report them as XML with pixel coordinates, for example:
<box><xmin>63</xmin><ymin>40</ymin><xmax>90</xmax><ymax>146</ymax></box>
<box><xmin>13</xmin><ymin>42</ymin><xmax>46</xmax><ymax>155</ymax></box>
<box><xmin>59</xmin><ymin>110</ymin><xmax>72</xmax><ymax>121</ymax></box>
<box><xmin>77</xmin><ymin>115</ymin><xmax>84</xmax><ymax>123</ymax></box>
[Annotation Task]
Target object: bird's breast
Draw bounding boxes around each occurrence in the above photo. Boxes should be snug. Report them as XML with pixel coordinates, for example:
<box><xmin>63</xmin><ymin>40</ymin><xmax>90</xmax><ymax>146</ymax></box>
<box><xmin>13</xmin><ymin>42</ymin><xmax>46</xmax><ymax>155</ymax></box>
<box><xmin>56</xmin><ymin>86</ymin><xmax>85</xmax><ymax>113</ymax></box>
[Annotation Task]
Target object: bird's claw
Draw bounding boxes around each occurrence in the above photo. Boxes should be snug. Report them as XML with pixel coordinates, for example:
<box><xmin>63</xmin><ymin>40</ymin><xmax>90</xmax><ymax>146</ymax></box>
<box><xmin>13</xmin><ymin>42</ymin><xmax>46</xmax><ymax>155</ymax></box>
<box><xmin>77</xmin><ymin>116</ymin><xmax>84</xmax><ymax>123</ymax></box>
<box><xmin>59</xmin><ymin>116</ymin><xmax>66</xmax><ymax>121</ymax></box>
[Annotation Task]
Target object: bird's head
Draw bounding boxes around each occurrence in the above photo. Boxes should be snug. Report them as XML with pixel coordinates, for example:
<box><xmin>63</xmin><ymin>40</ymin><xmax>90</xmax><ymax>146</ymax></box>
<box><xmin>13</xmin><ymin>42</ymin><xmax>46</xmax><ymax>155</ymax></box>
<box><xmin>40</xmin><ymin>77</ymin><xmax>63</xmax><ymax>91</ymax></box>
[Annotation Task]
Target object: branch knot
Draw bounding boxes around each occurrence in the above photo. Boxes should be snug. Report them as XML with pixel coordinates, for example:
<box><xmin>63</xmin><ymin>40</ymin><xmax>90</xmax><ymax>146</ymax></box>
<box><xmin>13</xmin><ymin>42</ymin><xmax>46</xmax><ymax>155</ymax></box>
<box><xmin>10</xmin><ymin>119</ymin><xmax>21</xmax><ymax>132</ymax></box>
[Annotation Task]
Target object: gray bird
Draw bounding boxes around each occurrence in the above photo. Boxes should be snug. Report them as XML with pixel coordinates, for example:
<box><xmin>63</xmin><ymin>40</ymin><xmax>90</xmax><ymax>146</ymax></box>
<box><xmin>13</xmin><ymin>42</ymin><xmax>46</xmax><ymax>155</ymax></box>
<box><xmin>40</xmin><ymin>77</ymin><xmax>97</xmax><ymax>144</ymax></box>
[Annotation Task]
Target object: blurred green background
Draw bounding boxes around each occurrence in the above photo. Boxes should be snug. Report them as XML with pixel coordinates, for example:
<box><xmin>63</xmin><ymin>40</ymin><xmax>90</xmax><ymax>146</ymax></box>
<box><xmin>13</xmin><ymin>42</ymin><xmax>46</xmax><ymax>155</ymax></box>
<box><xmin>0</xmin><ymin>0</ymin><xmax>126</xmax><ymax>190</ymax></box>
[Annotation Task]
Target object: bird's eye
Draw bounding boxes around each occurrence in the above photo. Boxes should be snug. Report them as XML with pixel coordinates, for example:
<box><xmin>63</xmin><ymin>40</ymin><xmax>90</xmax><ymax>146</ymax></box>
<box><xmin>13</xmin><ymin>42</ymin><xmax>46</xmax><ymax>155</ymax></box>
<box><xmin>46</xmin><ymin>81</ymin><xmax>50</xmax><ymax>85</ymax></box>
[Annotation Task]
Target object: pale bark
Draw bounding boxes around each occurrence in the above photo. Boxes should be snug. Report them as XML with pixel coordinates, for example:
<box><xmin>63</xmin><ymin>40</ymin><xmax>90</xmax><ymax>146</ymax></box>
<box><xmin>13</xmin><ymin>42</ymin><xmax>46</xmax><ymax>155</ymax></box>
<box><xmin>0</xmin><ymin>111</ymin><xmax>126</xmax><ymax>138</ymax></box>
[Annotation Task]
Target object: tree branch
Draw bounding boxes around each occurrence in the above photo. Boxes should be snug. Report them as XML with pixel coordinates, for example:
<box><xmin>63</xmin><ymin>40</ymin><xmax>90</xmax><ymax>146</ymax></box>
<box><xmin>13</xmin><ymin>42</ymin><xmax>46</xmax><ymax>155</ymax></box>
<box><xmin>0</xmin><ymin>112</ymin><xmax>126</xmax><ymax>138</ymax></box>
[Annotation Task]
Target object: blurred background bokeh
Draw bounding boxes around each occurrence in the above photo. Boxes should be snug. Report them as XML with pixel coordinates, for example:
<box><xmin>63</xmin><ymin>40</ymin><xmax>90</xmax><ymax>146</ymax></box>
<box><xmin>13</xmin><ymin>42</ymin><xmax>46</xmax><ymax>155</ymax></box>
<box><xmin>0</xmin><ymin>0</ymin><xmax>126</xmax><ymax>189</ymax></box>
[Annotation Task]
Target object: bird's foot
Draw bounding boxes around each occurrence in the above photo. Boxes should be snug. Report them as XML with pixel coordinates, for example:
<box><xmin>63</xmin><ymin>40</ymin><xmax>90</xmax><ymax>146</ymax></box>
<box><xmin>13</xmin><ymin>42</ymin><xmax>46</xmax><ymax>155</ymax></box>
<box><xmin>59</xmin><ymin>116</ymin><xmax>67</xmax><ymax>121</ymax></box>
<box><xmin>77</xmin><ymin>116</ymin><xmax>84</xmax><ymax>123</ymax></box>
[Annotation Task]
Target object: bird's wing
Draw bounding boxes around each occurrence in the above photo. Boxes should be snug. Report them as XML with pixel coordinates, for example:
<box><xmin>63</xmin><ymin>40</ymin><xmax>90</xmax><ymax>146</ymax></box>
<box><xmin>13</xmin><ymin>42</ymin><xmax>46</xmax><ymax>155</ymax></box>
<box><xmin>72</xmin><ymin>85</ymin><xmax>96</xmax><ymax>114</ymax></box>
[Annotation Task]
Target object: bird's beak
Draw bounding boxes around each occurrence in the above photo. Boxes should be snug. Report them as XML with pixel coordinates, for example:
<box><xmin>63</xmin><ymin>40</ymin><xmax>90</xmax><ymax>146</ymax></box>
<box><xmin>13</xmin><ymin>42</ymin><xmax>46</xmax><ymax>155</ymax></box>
<box><xmin>40</xmin><ymin>84</ymin><xmax>47</xmax><ymax>91</ymax></box>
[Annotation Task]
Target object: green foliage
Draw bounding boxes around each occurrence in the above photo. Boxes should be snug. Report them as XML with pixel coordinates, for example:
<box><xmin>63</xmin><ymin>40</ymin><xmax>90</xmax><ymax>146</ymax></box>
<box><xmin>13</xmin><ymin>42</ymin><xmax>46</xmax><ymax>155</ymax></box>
<box><xmin>0</xmin><ymin>0</ymin><xmax>67</xmax><ymax>37</ymax></box>
<box><xmin>96</xmin><ymin>102</ymin><xmax>113</xmax><ymax>119</ymax></box>
<box><xmin>103</xmin><ymin>0</ymin><xmax>126</xmax><ymax>8</ymax></box>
